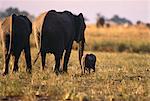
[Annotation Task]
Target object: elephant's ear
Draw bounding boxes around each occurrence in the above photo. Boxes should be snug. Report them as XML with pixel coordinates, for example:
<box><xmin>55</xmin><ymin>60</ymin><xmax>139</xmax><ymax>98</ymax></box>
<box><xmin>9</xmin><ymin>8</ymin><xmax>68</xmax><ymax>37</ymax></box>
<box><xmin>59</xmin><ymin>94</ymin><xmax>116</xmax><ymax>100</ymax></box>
<box><xmin>74</xmin><ymin>13</ymin><xmax>86</xmax><ymax>43</ymax></box>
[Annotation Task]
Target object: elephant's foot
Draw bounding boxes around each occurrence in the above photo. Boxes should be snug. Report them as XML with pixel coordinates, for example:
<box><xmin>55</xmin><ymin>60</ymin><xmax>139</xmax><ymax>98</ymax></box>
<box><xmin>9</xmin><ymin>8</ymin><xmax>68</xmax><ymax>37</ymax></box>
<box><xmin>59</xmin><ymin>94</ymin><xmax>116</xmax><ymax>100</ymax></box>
<box><xmin>62</xmin><ymin>70</ymin><xmax>68</xmax><ymax>74</ymax></box>
<box><xmin>63</xmin><ymin>68</ymin><xmax>68</xmax><ymax>73</ymax></box>
<box><xmin>26</xmin><ymin>68</ymin><xmax>32</xmax><ymax>74</ymax></box>
<box><xmin>13</xmin><ymin>67</ymin><xmax>19</xmax><ymax>73</ymax></box>
<box><xmin>54</xmin><ymin>69</ymin><xmax>61</xmax><ymax>75</ymax></box>
<box><xmin>81</xmin><ymin>71</ymin><xmax>84</xmax><ymax>75</ymax></box>
<box><xmin>42</xmin><ymin>65</ymin><xmax>48</xmax><ymax>70</ymax></box>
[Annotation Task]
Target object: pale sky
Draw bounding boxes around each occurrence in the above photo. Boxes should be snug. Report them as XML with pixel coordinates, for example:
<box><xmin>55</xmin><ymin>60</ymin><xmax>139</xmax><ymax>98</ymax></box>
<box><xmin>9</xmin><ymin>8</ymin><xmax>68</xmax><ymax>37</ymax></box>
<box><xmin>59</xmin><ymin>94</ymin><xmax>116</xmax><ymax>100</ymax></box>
<box><xmin>0</xmin><ymin>0</ymin><xmax>149</xmax><ymax>23</ymax></box>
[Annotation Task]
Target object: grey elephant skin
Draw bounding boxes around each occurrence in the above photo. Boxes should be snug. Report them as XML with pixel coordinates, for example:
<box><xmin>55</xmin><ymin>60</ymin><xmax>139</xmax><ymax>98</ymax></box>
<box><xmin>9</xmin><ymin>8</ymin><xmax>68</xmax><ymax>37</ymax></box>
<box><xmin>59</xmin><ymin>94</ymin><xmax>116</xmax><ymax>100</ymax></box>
<box><xmin>0</xmin><ymin>14</ymin><xmax>32</xmax><ymax>75</ymax></box>
<box><xmin>33</xmin><ymin>10</ymin><xmax>86</xmax><ymax>74</ymax></box>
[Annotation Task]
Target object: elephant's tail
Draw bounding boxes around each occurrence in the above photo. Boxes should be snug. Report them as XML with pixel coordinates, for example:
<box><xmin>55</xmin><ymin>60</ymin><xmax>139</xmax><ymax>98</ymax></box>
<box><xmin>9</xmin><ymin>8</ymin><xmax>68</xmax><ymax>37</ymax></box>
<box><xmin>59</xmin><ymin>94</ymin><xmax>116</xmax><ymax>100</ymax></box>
<box><xmin>84</xmin><ymin>42</ymin><xmax>90</xmax><ymax>50</ymax></box>
<box><xmin>33</xmin><ymin>30</ymin><xmax>42</xmax><ymax>65</ymax></box>
<box><xmin>33</xmin><ymin>50</ymin><xmax>40</xmax><ymax>65</ymax></box>
<box><xmin>6</xmin><ymin>15</ymin><xmax>13</xmax><ymax>59</ymax></box>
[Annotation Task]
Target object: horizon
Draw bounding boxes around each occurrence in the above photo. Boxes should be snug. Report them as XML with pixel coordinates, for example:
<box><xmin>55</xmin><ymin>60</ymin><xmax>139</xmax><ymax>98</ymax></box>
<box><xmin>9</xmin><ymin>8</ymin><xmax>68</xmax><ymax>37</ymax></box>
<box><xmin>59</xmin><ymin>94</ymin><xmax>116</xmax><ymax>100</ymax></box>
<box><xmin>0</xmin><ymin>0</ymin><xmax>149</xmax><ymax>24</ymax></box>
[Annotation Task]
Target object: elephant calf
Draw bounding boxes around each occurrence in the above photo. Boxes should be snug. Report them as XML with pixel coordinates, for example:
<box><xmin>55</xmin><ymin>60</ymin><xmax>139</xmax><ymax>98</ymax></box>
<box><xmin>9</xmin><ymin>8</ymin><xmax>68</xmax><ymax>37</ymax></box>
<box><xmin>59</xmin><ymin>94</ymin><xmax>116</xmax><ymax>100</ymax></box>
<box><xmin>81</xmin><ymin>53</ymin><xmax>96</xmax><ymax>74</ymax></box>
<box><xmin>0</xmin><ymin>14</ymin><xmax>32</xmax><ymax>75</ymax></box>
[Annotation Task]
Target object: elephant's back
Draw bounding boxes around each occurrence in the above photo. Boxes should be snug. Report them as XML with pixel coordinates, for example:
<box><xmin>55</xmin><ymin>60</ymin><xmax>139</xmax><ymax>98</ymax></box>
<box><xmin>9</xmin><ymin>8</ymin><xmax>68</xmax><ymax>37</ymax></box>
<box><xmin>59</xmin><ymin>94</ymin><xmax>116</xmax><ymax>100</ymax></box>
<box><xmin>13</xmin><ymin>16</ymin><xmax>29</xmax><ymax>36</ymax></box>
<box><xmin>33</xmin><ymin>12</ymin><xmax>48</xmax><ymax>33</ymax></box>
<box><xmin>42</xmin><ymin>10</ymin><xmax>75</xmax><ymax>41</ymax></box>
<box><xmin>1</xmin><ymin>16</ymin><xmax>11</xmax><ymax>34</ymax></box>
<box><xmin>41</xmin><ymin>11</ymin><xmax>67</xmax><ymax>53</ymax></box>
<box><xmin>43</xmin><ymin>11</ymin><xmax>64</xmax><ymax>30</ymax></box>
<box><xmin>19</xmin><ymin>15</ymin><xmax>32</xmax><ymax>34</ymax></box>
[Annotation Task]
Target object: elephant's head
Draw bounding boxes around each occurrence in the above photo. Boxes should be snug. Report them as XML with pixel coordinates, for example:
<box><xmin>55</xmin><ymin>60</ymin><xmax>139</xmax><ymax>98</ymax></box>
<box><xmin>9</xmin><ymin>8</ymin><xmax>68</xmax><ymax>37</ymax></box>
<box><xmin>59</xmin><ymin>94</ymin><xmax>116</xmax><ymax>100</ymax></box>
<box><xmin>74</xmin><ymin>13</ymin><xmax>86</xmax><ymax>66</ymax></box>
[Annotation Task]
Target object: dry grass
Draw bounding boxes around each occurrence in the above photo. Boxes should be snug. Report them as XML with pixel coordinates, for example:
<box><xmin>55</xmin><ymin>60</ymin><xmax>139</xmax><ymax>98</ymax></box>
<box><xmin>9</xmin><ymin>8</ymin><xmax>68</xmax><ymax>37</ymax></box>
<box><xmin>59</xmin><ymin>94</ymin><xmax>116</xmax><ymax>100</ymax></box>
<box><xmin>81</xmin><ymin>24</ymin><xmax>150</xmax><ymax>53</ymax></box>
<box><xmin>30</xmin><ymin>24</ymin><xmax>150</xmax><ymax>53</ymax></box>
<box><xmin>0</xmin><ymin>47</ymin><xmax>150</xmax><ymax>100</ymax></box>
<box><xmin>0</xmin><ymin>24</ymin><xmax>150</xmax><ymax>100</ymax></box>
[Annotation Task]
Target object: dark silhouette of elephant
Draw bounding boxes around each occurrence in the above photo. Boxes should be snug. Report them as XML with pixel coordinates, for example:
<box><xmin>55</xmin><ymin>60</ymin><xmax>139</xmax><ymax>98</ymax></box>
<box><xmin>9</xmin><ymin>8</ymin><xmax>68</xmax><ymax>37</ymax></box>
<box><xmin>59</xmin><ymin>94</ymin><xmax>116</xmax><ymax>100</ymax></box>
<box><xmin>0</xmin><ymin>14</ymin><xmax>32</xmax><ymax>75</ymax></box>
<box><xmin>81</xmin><ymin>53</ymin><xmax>96</xmax><ymax>74</ymax></box>
<box><xmin>33</xmin><ymin>10</ymin><xmax>86</xmax><ymax>74</ymax></box>
<box><xmin>96</xmin><ymin>17</ymin><xmax>105</xmax><ymax>28</ymax></box>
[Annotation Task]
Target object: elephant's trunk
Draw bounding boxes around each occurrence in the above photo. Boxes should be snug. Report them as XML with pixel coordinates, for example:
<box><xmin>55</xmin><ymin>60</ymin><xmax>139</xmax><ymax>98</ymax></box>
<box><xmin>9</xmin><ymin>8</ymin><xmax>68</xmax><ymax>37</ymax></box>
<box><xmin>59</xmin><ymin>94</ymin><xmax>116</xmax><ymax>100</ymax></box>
<box><xmin>78</xmin><ymin>40</ymin><xmax>84</xmax><ymax>66</ymax></box>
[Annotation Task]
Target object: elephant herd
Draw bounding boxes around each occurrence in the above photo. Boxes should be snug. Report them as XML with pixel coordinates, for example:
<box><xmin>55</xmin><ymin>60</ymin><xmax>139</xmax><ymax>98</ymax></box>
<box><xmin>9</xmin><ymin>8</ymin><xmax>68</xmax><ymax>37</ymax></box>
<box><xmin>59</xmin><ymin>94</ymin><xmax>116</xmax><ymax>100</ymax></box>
<box><xmin>0</xmin><ymin>10</ymin><xmax>86</xmax><ymax>75</ymax></box>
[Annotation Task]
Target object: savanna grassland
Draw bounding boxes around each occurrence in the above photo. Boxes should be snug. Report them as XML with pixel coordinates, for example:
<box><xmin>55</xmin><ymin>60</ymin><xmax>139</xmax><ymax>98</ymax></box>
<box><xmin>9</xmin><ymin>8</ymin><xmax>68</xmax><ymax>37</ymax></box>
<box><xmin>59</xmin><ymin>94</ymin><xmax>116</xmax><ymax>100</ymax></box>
<box><xmin>0</xmin><ymin>24</ymin><xmax>150</xmax><ymax>101</ymax></box>
<box><xmin>83</xmin><ymin>24</ymin><xmax>150</xmax><ymax>53</ymax></box>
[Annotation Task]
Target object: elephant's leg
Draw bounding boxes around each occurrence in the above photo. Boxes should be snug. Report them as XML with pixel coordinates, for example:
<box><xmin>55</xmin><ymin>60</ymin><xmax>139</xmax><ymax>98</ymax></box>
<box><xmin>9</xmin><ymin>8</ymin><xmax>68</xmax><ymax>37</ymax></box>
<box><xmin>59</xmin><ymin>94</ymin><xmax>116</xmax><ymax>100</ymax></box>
<box><xmin>41</xmin><ymin>52</ymin><xmax>46</xmax><ymax>70</ymax></box>
<box><xmin>59</xmin><ymin>56</ymin><xmax>63</xmax><ymax>71</ymax></box>
<box><xmin>3</xmin><ymin>53</ymin><xmax>10</xmax><ymax>75</ymax></box>
<box><xmin>34</xmin><ymin>31</ymin><xmax>40</xmax><ymax>49</ymax></box>
<box><xmin>84</xmin><ymin>67</ymin><xmax>86</xmax><ymax>74</ymax></box>
<box><xmin>13</xmin><ymin>51</ymin><xmax>21</xmax><ymax>72</ymax></box>
<box><xmin>63</xmin><ymin>49</ymin><xmax>72</xmax><ymax>72</ymax></box>
<box><xmin>88</xmin><ymin>68</ymin><xmax>91</xmax><ymax>74</ymax></box>
<box><xmin>24</xmin><ymin>44</ymin><xmax>32</xmax><ymax>74</ymax></box>
<box><xmin>93</xmin><ymin>67</ymin><xmax>95</xmax><ymax>72</ymax></box>
<box><xmin>3</xmin><ymin>36</ymin><xmax>10</xmax><ymax>75</ymax></box>
<box><xmin>54</xmin><ymin>53</ymin><xmax>63</xmax><ymax>75</ymax></box>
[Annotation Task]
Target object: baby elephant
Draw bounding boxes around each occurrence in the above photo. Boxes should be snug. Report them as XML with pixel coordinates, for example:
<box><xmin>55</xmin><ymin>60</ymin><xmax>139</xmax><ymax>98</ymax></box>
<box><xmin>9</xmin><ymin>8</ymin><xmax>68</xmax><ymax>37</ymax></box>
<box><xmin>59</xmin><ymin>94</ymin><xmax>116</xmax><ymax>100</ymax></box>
<box><xmin>81</xmin><ymin>53</ymin><xmax>96</xmax><ymax>74</ymax></box>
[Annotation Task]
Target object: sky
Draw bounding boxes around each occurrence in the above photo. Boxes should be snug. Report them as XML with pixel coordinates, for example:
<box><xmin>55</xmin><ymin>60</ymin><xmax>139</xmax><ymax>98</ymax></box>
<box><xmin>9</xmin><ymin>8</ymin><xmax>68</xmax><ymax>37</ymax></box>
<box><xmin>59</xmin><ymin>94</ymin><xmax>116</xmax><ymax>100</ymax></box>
<box><xmin>0</xmin><ymin>0</ymin><xmax>149</xmax><ymax>24</ymax></box>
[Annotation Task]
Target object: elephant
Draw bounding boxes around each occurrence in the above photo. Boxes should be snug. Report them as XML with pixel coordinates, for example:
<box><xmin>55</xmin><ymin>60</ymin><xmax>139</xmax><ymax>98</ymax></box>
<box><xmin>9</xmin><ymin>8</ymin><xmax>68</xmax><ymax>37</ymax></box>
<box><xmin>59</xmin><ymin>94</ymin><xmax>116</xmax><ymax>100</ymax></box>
<box><xmin>96</xmin><ymin>14</ymin><xmax>105</xmax><ymax>28</ymax></box>
<box><xmin>81</xmin><ymin>53</ymin><xmax>96</xmax><ymax>74</ymax></box>
<box><xmin>0</xmin><ymin>14</ymin><xmax>32</xmax><ymax>75</ymax></box>
<box><xmin>33</xmin><ymin>10</ymin><xmax>86</xmax><ymax>74</ymax></box>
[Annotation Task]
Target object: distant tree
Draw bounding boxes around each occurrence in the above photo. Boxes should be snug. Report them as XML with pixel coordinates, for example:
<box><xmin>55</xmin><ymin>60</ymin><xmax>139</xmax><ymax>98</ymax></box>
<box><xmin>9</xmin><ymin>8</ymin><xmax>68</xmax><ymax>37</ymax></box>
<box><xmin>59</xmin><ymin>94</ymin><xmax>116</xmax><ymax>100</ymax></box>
<box><xmin>6</xmin><ymin>7</ymin><xmax>19</xmax><ymax>16</ymax></box>
<box><xmin>20</xmin><ymin>11</ymin><xmax>29</xmax><ymax>16</ymax></box>
<box><xmin>0</xmin><ymin>12</ymin><xmax>6</xmax><ymax>18</ymax></box>
<box><xmin>110</xmin><ymin>14</ymin><xmax>132</xmax><ymax>25</ymax></box>
<box><xmin>96</xmin><ymin>13</ymin><xmax>105</xmax><ymax>28</ymax></box>
<box><xmin>146</xmin><ymin>23</ymin><xmax>150</xmax><ymax>28</ymax></box>
<box><xmin>136</xmin><ymin>20</ymin><xmax>142</xmax><ymax>25</ymax></box>
<box><xmin>0</xmin><ymin>7</ymin><xmax>35</xmax><ymax>21</ymax></box>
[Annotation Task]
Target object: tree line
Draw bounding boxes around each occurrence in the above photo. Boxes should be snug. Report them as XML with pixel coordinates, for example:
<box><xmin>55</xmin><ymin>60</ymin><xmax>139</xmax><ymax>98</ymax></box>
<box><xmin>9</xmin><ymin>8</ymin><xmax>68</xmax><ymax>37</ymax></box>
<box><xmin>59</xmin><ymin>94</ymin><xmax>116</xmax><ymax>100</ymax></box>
<box><xmin>0</xmin><ymin>7</ymin><xmax>35</xmax><ymax>21</ymax></box>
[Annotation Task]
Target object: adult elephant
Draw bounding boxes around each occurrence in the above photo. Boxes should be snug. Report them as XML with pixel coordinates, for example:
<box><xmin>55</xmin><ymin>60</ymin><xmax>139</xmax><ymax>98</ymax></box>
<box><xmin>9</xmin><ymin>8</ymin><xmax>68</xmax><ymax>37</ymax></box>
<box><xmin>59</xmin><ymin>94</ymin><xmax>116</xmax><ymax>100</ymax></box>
<box><xmin>33</xmin><ymin>10</ymin><xmax>86</xmax><ymax>74</ymax></box>
<box><xmin>0</xmin><ymin>14</ymin><xmax>32</xmax><ymax>75</ymax></box>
